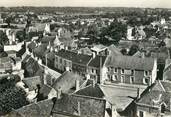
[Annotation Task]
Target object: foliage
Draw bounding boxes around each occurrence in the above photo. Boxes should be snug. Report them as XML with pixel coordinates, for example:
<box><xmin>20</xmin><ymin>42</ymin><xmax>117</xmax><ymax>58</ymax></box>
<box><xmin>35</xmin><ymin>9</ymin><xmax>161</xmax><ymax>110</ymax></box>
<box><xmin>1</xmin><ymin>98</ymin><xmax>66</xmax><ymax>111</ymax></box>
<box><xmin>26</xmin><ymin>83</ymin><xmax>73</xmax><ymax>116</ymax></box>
<box><xmin>0</xmin><ymin>77</ymin><xmax>29</xmax><ymax>115</ymax></box>
<box><xmin>0</xmin><ymin>31</ymin><xmax>8</xmax><ymax>45</ymax></box>
<box><xmin>99</xmin><ymin>20</ymin><xmax>127</xmax><ymax>45</ymax></box>
<box><xmin>128</xmin><ymin>44</ymin><xmax>139</xmax><ymax>56</ymax></box>
<box><xmin>120</xmin><ymin>48</ymin><xmax>127</xmax><ymax>55</ymax></box>
<box><xmin>16</xmin><ymin>30</ymin><xmax>26</xmax><ymax>42</ymax></box>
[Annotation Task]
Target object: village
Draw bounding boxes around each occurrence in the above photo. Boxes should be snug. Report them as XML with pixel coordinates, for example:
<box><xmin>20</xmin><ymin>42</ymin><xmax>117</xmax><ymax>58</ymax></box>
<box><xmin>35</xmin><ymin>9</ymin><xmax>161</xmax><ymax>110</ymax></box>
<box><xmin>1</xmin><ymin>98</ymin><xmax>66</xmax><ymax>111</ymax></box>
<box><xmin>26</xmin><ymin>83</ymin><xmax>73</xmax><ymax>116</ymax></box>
<box><xmin>0</xmin><ymin>7</ymin><xmax>171</xmax><ymax>117</ymax></box>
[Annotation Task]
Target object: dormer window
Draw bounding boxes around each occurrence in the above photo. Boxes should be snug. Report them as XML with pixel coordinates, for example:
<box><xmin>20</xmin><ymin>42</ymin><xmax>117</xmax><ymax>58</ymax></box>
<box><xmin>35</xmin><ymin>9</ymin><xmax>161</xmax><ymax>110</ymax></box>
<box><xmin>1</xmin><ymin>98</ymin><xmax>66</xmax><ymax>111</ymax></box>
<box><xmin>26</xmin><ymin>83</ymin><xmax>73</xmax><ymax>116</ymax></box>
<box><xmin>161</xmin><ymin>103</ymin><xmax>167</xmax><ymax>113</ymax></box>
<box><xmin>144</xmin><ymin>71</ymin><xmax>149</xmax><ymax>76</ymax></box>
<box><xmin>143</xmin><ymin>77</ymin><xmax>149</xmax><ymax>85</ymax></box>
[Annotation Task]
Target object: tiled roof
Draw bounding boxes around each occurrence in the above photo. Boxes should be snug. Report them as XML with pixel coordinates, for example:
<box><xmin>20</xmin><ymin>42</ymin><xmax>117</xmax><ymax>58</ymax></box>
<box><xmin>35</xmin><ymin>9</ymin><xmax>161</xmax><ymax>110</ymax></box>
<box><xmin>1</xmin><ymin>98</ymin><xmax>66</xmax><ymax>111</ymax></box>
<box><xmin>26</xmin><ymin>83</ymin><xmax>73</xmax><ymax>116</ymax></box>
<box><xmin>75</xmin><ymin>84</ymin><xmax>104</xmax><ymax>98</ymax></box>
<box><xmin>108</xmin><ymin>44</ymin><xmax>122</xmax><ymax>56</ymax></box>
<box><xmin>27</xmin><ymin>41</ymin><xmax>36</xmax><ymax>50</ymax></box>
<box><xmin>39</xmin><ymin>84</ymin><xmax>54</xmax><ymax>98</ymax></box>
<box><xmin>100</xmin><ymin>85</ymin><xmax>145</xmax><ymax>111</ymax></box>
<box><xmin>33</xmin><ymin>44</ymin><xmax>47</xmax><ymax>58</ymax></box>
<box><xmin>41</xmin><ymin>36</ymin><xmax>56</xmax><ymax>44</ymax></box>
<box><xmin>46</xmin><ymin>51</ymin><xmax>55</xmax><ymax>61</ymax></box>
<box><xmin>88</xmin><ymin>55</ymin><xmax>107</xmax><ymax>68</ymax></box>
<box><xmin>91</xmin><ymin>44</ymin><xmax>107</xmax><ymax>52</ymax></box>
<box><xmin>52</xmin><ymin>94</ymin><xmax>106</xmax><ymax>117</ymax></box>
<box><xmin>24</xmin><ymin>57</ymin><xmax>44</xmax><ymax>77</ymax></box>
<box><xmin>14</xmin><ymin>99</ymin><xmax>54</xmax><ymax>117</ymax></box>
<box><xmin>56</xmin><ymin>50</ymin><xmax>92</xmax><ymax>65</ymax></box>
<box><xmin>105</xmin><ymin>55</ymin><xmax>155</xmax><ymax>71</ymax></box>
<box><xmin>79</xmin><ymin>47</ymin><xmax>93</xmax><ymax>55</ymax></box>
<box><xmin>22</xmin><ymin>76</ymin><xmax>42</xmax><ymax>91</ymax></box>
<box><xmin>52</xmin><ymin>71</ymin><xmax>83</xmax><ymax>93</ymax></box>
<box><xmin>22</xmin><ymin>55</ymin><xmax>31</xmax><ymax>64</ymax></box>
<box><xmin>137</xmin><ymin>90</ymin><xmax>171</xmax><ymax>109</ymax></box>
<box><xmin>160</xmin><ymin>81</ymin><xmax>171</xmax><ymax>93</ymax></box>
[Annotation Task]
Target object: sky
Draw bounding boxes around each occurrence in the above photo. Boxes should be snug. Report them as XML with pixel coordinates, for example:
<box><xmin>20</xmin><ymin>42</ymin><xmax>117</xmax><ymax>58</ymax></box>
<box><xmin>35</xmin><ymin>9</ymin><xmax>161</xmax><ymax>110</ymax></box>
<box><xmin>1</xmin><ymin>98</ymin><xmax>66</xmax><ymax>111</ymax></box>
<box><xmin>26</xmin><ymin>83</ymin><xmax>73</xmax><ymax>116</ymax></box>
<box><xmin>0</xmin><ymin>0</ymin><xmax>171</xmax><ymax>8</ymax></box>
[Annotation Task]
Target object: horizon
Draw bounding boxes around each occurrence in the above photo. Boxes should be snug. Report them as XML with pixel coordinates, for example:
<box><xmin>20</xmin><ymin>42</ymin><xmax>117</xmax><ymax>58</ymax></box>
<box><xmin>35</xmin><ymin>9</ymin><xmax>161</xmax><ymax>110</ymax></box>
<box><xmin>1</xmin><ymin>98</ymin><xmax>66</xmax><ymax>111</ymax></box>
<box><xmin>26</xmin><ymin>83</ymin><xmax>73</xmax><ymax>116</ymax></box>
<box><xmin>0</xmin><ymin>0</ymin><xmax>171</xmax><ymax>8</ymax></box>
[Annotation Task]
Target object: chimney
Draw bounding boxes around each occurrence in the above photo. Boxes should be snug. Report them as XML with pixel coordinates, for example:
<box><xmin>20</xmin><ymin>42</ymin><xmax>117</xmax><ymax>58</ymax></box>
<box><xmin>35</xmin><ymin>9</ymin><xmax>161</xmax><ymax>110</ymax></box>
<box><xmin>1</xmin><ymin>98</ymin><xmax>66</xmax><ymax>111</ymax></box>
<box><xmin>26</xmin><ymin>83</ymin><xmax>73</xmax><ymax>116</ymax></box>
<box><xmin>65</xmin><ymin>66</ymin><xmax>70</xmax><ymax>71</ymax></box>
<box><xmin>57</xmin><ymin>88</ymin><xmax>62</xmax><ymax>99</ymax></box>
<box><xmin>137</xmin><ymin>88</ymin><xmax>140</xmax><ymax>99</ymax></box>
<box><xmin>141</xmin><ymin>51</ymin><xmax>146</xmax><ymax>58</ymax></box>
<box><xmin>92</xmin><ymin>79</ymin><xmax>96</xmax><ymax>87</ymax></box>
<box><xmin>76</xmin><ymin>80</ymin><xmax>80</xmax><ymax>91</ymax></box>
<box><xmin>92</xmin><ymin>52</ymin><xmax>96</xmax><ymax>59</ymax></box>
<box><xmin>38</xmin><ymin>59</ymin><xmax>42</xmax><ymax>65</ymax></box>
<box><xmin>35</xmin><ymin>57</ymin><xmax>38</xmax><ymax>61</ymax></box>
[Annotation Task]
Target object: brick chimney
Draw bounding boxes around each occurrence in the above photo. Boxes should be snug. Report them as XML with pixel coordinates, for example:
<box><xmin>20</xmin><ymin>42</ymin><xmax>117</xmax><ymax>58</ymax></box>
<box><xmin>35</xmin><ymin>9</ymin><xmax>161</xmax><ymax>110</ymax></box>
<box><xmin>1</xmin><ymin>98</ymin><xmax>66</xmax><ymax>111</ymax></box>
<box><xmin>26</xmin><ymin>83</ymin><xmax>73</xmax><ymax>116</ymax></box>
<box><xmin>75</xmin><ymin>80</ymin><xmax>80</xmax><ymax>91</ymax></box>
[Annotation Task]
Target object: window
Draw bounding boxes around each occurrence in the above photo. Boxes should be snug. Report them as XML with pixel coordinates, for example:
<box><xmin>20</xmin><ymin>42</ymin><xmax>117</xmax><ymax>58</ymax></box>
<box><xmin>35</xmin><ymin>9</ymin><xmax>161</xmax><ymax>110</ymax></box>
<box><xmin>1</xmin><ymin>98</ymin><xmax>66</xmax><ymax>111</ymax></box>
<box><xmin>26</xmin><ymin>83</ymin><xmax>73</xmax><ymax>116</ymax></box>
<box><xmin>143</xmin><ymin>78</ymin><xmax>149</xmax><ymax>84</ymax></box>
<box><xmin>139</xmin><ymin>111</ymin><xmax>144</xmax><ymax>117</ymax></box>
<box><xmin>121</xmin><ymin>75</ymin><xmax>125</xmax><ymax>83</ymax></box>
<box><xmin>161</xmin><ymin>103</ymin><xmax>166</xmax><ymax>113</ymax></box>
<box><xmin>130</xmin><ymin>76</ymin><xmax>134</xmax><ymax>84</ymax></box>
<box><xmin>112</xmin><ymin>75</ymin><xmax>118</xmax><ymax>81</ymax></box>
<box><xmin>92</xmin><ymin>69</ymin><xmax>96</xmax><ymax>73</ymax></box>
<box><xmin>121</xmin><ymin>69</ymin><xmax>125</xmax><ymax>74</ymax></box>
<box><xmin>131</xmin><ymin>70</ymin><xmax>134</xmax><ymax>75</ymax></box>
<box><xmin>60</xmin><ymin>58</ymin><xmax>62</xmax><ymax>63</ymax></box>
<box><xmin>114</xmin><ymin>68</ymin><xmax>118</xmax><ymax>73</ymax></box>
<box><xmin>144</xmin><ymin>71</ymin><xmax>148</xmax><ymax>76</ymax></box>
<box><xmin>107</xmin><ymin>67</ymin><xmax>110</xmax><ymax>72</ymax></box>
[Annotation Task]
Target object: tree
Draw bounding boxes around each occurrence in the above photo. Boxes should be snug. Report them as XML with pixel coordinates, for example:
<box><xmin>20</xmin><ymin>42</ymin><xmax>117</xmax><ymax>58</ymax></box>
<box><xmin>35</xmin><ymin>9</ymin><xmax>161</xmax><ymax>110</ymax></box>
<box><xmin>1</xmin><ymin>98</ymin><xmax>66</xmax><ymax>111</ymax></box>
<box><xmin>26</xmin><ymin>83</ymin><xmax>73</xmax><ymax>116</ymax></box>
<box><xmin>16</xmin><ymin>30</ymin><xmax>26</xmax><ymax>42</ymax></box>
<box><xmin>5</xmin><ymin>17</ymin><xmax>12</xmax><ymax>28</ymax></box>
<box><xmin>128</xmin><ymin>44</ymin><xmax>139</xmax><ymax>56</ymax></box>
<box><xmin>0</xmin><ymin>76</ymin><xmax>29</xmax><ymax>115</ymax></box>
<box><xmin>120</xmin><ymin>48</ymin><xmax>127</xmax><ymax>55</ymax></box>
<box><xmin>0</xmin><ymin>31</ymin><xmax>8</xmax><ymax>45</ymax></box>
<box><xmin>99</xmin><ymin>21</ymin><xmax>127</xmax><ymax>45</ymax></box>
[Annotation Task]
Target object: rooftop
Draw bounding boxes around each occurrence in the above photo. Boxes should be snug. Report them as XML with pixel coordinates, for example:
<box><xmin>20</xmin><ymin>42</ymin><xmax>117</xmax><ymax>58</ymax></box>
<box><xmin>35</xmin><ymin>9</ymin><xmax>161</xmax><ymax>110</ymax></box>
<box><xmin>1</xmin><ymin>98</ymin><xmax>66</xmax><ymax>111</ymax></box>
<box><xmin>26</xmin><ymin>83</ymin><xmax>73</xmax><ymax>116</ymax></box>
<box><xmin>105</xmin><ymin>55</ymin><xmax>155</xmax><ymax>71</ymax></box>
<box><xmin>56</xmin><ymin>49</ymin><xmax>92</xmax><ymax>65</ymax></box>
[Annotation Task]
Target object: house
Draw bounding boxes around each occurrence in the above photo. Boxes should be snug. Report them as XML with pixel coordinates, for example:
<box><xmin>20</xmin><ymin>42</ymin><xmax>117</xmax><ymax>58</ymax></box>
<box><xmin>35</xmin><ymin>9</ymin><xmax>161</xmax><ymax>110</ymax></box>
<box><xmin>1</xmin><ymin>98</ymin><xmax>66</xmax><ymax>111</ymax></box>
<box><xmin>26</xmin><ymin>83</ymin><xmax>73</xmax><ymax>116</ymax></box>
<box><xmin>52</xmin><ymin>71</ymin><xmax>84</xmax><ymax>94</ymax></box>
<box><xmin>127</xmin><ymin>26</ymin><xmax>134</xmax><ymax>40</ymax></box>
<box><xmin>4</xmin><ymin>42</ymin><xmax>24</xmax><ymax>52</ymax></box>
<box><xmin>78</xmin><ymin>47</ymin><xmax>93</xmax><ymax>55</ymax></box>
<box><xmin>87</xmin><ymin>55</ymin><xmax>107</xmax><ymax>83</ymax></box>
<box><xmin>52</xmin><ymin>94</ymin><xmax>106</xmax><ymax>117</ymax></box>
<box><xmin>100</xmin><ymin>84</ymin><xmax>146</xmax><ymax>117</ymax></box>
<box><xmin>91</xmin><ymin>44</ymin><xmax>108</xmax><ymax>56</ymax></box>
<box><xmin>22</xmin><ymin>56</ymin><xmax>44</xmax><ymax>78</ymax></box>
<box><xmin>6</xmin><ymin>50</ymin><xmax>17</xmax><ymax>58</ymax></box>
<box><xmin>54</xmin><ymin>34</ymin><xmax>77</xmax><ymax>50</ymax></box>
<box><xmin>103</xmin><ymin>54</ymin><xmax>157</xmax><ymax>86</ymax></box>
<box><xmin>164</xmin><ymin>37</ymin><xmax>171</xmax><ymax>48</ymax></box>
<box><xmin>7</xmin><ymin>93</ymin><xmax>106</xmax><ymax>117</ymax></box>
<box><xmin>55</xmin><ymin>49</ymin><xmax>92</xmax><ymax>75</ymax></box>
<box><xmin>7</xmin><ymin>99</ymin><xmax>54</xmax><ymax>117</ymax></box>
<box><xmin>136</xmin><ymin>81</ymin><xmax>171</xmax><ymax>117</ymax></box>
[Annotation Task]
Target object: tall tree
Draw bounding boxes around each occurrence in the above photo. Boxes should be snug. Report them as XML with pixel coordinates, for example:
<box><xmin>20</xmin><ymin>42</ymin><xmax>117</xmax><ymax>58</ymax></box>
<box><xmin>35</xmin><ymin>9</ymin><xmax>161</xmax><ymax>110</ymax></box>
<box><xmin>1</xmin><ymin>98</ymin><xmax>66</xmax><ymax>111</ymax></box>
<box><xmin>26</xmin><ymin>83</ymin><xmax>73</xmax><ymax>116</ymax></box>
<box><xmin>0</xmin><ymin>76</ymin><xmax>29</xmax><ymax>115</ymax></box>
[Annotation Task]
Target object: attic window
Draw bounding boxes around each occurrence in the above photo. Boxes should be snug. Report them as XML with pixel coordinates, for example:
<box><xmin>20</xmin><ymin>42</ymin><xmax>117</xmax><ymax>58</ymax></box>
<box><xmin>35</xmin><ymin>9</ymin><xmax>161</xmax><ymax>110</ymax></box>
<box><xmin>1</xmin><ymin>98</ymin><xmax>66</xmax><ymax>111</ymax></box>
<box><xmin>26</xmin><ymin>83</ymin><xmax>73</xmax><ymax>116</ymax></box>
<box><xmin>143</xmin><ymin>77</ymin><xmax>149</xmax><ymax>85</ymax></box>
<box><xmin>144</xmin><ymin>71</ymin><xmax>149</xmax><ymax>76</ymax></box>
<box><xmin>161</xmin><ymin>103</ymin><xmax>166</xmax><ymax>113</ymax></box>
